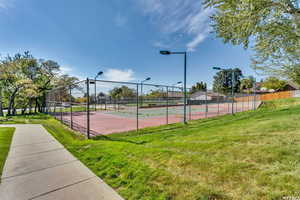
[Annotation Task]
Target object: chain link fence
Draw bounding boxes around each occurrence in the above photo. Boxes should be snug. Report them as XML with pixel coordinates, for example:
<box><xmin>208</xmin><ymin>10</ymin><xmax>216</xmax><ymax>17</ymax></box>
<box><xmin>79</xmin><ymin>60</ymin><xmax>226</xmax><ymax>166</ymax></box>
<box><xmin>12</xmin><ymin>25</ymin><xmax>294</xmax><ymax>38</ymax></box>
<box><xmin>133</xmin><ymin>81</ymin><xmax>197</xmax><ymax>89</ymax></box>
<box><xmin>46</xmin><ymin>79</ymin><xmax>261</xmax><ymax>138</ymax></box>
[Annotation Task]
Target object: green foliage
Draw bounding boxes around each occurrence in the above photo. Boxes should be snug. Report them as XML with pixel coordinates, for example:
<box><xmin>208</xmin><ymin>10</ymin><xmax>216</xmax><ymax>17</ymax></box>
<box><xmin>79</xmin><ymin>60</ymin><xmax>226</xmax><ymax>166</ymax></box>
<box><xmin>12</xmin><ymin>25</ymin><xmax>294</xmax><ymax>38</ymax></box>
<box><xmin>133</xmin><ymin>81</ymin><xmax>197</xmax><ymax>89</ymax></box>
<box><xmin>0</xmin><ymin>51</ymin><xmax>77</xmax><ymax>115</ymax></box>
<box><xmin>204</xmin><ymin>0</ymin><xmax>300</xmax><ymax>82</ymax></box>
<box><xmin>145</xmin><ymin>89</ymin><xmax>167</xmax><ymax>98</ymax></box>
<box><xmin>190</xmin><ymin>81</ymin><xmax>207</xmax><ymax>94</ymax></box>
<box><xmin>212</xmin><ymin>68</ymin><xmax>243</xmax><ymax>94</ymax></box>
<box><xmin>240</xmin><ymin>76</ymin><xmax>255</xmax><ymax>93</ymax></box>
<box><xmin>109</xmin><ymin>86</ymin><xmax>136</xmax><ymax>99</ymax></box>
<box><xmin>0</xmin><ymin>127</ymin><xmax>15</xmax><ymax>180</ymax></box>
<box><xmin>261</xmin><ymin>77</ymin><xmax>287</xmax><ymax>91</ymax></box>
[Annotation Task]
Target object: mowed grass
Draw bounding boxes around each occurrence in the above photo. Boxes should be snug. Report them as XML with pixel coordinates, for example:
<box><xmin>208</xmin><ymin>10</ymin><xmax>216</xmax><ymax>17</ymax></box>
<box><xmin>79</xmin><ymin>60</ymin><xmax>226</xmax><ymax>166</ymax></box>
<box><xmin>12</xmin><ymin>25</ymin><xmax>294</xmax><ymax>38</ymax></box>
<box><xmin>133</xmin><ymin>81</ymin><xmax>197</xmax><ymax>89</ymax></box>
<box><xmin>0</xmin><ymin>127</ymin><xmax>15</xmax><ymax>180</ymax></box>
<box><xmin>1</xmin><ymin>98</ymin><xmax>300</xmax><ymax>199</ymax></box>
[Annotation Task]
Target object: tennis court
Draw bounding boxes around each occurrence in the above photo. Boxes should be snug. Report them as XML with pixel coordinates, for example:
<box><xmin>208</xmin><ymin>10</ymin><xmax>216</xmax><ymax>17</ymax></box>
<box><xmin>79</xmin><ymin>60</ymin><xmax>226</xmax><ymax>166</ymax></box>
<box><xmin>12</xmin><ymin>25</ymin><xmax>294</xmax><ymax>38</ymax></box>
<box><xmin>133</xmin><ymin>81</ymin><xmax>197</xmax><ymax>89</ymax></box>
<box><xmin>58</xmin><ymin>100</ymin><xmax>259</xmax><ymax>135</ymax></box>
<box><xmin>46</xmin><ymin>79</ymin><xmax>261</xmax><ymax>137</ymax></box>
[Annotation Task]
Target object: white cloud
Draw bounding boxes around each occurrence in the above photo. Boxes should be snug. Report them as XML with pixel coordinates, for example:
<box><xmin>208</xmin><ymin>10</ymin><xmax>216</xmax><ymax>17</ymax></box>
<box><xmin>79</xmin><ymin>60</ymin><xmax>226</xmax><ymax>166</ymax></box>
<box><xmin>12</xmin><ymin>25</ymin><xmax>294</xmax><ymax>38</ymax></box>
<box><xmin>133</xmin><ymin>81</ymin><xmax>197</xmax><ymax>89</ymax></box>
<box><xmin>152</xmin><ymin>41</ymin><xmax>171</xmax><ymax>49</ymax></box>
<box><xmin>187</xmin><ymin>32</ymin><xmax>207</xmax><ymax>52</ymax></box>
<box><xmin>137</xmin><ymin>0</ymin><xmax>214</xmax><ymax>51</ymax></box>
<box><xmin>0</xmin><ymin>0</ymin><xmax>13</xmax><ymax>9</ymax></box>
<box><xmin>59</xmin><ymin>66</ymin><xmax>135</xmax><ymax>83</ymax></box>
<box><xmin>93</xmin><ymin>68</ymin><xmax>136</xmax><ymax>93</ymax></box>
<box><xmin>103</xmin><ymin>68</ymin><xmax>135</xmax><ymax>82</ymax></box>
<box><xmin>60</xmin><ymin>66</ymin><xmax>72</xmax><ymax>74</ymax></box>
<box><xmin>59</xmin><ymin>65</ymin><xmax>85</xmax><ymax>80</ymax></box>
<box><xmin>114</xmin><ymin>13</ymin><xmax>128</xmax><ymax>27</ymax></box>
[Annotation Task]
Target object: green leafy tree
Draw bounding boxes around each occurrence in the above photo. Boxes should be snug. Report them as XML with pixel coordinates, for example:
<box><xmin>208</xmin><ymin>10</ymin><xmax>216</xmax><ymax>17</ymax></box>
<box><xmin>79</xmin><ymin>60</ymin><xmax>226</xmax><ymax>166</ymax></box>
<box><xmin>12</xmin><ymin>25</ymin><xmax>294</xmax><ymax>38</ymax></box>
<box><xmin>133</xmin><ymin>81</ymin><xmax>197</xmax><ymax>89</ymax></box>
<box><xmin>240</xmin><ymin>76</ymin><xmax>255</xmax><ymax>93</ymax></box>
<box><xmin>0</xmin><ymin>52</ymin><xmax>37</xmax><ymax>115</ymax></box>
<box><xmin>261</xmin><ymin>77</ymin><xmax>287</xmax><ymax>91</ymax></box>
<box><xmin>190</xmin><ymin>82</ymin><xmax>207</xmax><ymax>94</ymax></box>
<box><xmin>204</xmin><ymin>0</ymin><xmax>300</xmax><ymax>82</ymax></box>
<box><xmin>0</xmin><ymin>51</ymin><xmax>73</xmax><ymax>115</ymax></box>
<box><xmin>146</xmin><ymin>90</ymin><xmax>167</xmax><ymax>98</ymax></box>
<box><xmin>109</xmin><ymin>86</ymin><xmax>135</xmax><ymax>99</ymax></box>
<box><xmin>35</xmin><ymin>60</ymin><xmax>60</xmax><ymax>112</ymax></box>
<box><xmin>212</xmin><ymin>68</ymin><xmax>243</xmax><ymax>94</ymax></box>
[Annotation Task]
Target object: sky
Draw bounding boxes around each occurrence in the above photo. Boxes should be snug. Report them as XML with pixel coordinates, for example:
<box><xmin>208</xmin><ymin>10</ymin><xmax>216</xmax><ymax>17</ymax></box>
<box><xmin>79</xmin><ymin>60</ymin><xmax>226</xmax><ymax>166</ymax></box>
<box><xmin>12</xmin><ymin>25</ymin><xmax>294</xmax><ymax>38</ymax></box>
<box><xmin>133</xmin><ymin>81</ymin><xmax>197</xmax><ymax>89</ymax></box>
<box><xmin>0</xmin><ymin>0</ymin><xmax>256</xmax><ymax>89</ymax></box>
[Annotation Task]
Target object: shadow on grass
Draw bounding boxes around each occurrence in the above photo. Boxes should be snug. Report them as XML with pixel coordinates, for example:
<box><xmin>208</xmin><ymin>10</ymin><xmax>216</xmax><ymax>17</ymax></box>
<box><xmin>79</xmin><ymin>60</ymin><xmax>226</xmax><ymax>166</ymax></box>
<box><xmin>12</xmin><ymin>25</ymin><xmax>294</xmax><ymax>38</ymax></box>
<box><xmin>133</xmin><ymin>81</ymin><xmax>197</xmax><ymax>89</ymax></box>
<box><xmin>92</xmin><ymin>134</ymin><xmax>148</xmax><ymax>145</ymax></box>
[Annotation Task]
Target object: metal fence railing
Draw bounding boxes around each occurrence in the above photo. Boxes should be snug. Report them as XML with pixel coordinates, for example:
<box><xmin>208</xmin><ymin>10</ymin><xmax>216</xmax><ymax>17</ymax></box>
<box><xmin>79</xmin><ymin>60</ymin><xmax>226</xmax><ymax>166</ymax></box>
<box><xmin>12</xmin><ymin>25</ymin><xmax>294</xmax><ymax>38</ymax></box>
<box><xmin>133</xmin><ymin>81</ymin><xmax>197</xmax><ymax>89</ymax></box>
<box><xmin>45</xmin><ymin>79</ymin><xmax>261</xmax><ymax>138</ymax></box>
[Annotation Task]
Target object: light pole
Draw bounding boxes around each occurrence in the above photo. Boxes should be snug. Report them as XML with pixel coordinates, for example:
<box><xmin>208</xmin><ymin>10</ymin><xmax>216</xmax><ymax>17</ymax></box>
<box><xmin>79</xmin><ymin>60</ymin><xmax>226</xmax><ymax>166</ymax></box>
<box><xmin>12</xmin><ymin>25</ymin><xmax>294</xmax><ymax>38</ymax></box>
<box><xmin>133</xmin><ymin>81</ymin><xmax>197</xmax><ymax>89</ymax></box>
<box><xmin>213</xmin><ymin>67</ymin><xmax>235</xmax><ymax>115</ymax></box>
<box><xmin>160</xmin><ymin>50</ymin><xmax>187</xmax><ymax>124</ymax></box>
<box><xmin>171</xmin><ymin>81</ymin><xmax>182</xmax><ymax>105</ymax></box>
<box><xmin>140</xmin><ymin>77</ymin><xmax>151</xmax><ymax>107</ymax></box>
<box><xmin>172</xmin><ymin>81</ymin><xmax>182</xmax><ymax>92</ymax></box>
<box><xmin>94</xmin><ymin>71</ymin><xmax>103</xmax><ymax>111</ymax></box>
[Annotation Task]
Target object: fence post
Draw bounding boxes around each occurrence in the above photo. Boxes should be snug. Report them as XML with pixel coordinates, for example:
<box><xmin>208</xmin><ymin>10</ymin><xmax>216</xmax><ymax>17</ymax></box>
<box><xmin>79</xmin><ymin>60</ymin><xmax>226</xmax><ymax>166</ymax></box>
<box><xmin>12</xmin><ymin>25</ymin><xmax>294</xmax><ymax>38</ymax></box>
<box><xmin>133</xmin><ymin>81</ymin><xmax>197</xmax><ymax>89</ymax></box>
<box><xmin>69</xmin><ymin>86</ymin><xmax>73</xmax><ymax>130</ymax></box>
<box><xmin>86</xmin><ymin>78</ymin><xmax>90</xmax><ymax>139</ymax></box>
<box><xmin>227</xmin><ymin>96</ymin><xmax>230</xmax><ymax>114</ymax></box>
<box><xmin>217</xmin><ymin>92</ymin><xmax>220</xmax><ymax>115</ymax></box>
<box><xmin>136</xmin><ymin>84</ymin><xmax>139</xmax><ymax>131</ymax></box>
<box><xmin>95</xmin><ymin>80</ymin><xmax>97</xmax><ymax>111</ymax></box>
<box><xmin>60</xmin><ymin>89</ymin><xmax>63</xmax><ymax>122</ymax></box>
<box><xmin>253</xmin><ymin>80</ymin><xmax>257</xmax><ymax>110</ymax></box>
<box><xmin>205</xmin><ymin>89</ymin><xmax>208</xmax><ymax>118</ymax></box>
<box><xmin>189</xmin><ymin>100</ymin><xmax>191</xmax><ymax>121</ymax></box>
<box><xmin>166</xmin><ymin>86</ymin><xmax>169</xmax><ymax>124</ymax></box>
<box><xmin>187</xmin><ymin>89</ymin><xmax>190</xmax><ymax>121</ymax></box>
<box><xmin>235</xmin><ymin>96</ymin><xmax>238</xmax><ymax>113</ymax></box>
<box><xmin>242</xmin><ymin>94</ymin><xmax>244</xmax><ymax>112</ymax></box>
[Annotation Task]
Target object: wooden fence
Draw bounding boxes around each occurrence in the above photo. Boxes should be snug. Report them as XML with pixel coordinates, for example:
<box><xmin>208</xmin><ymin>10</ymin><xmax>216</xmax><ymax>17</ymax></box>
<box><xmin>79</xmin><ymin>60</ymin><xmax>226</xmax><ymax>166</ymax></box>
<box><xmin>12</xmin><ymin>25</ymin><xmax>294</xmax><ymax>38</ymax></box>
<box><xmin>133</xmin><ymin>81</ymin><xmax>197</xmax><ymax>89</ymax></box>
<box><xmin>235</xmin><ymin>91</ymin><xmax>295</xmax><ymax>102</ymax></box>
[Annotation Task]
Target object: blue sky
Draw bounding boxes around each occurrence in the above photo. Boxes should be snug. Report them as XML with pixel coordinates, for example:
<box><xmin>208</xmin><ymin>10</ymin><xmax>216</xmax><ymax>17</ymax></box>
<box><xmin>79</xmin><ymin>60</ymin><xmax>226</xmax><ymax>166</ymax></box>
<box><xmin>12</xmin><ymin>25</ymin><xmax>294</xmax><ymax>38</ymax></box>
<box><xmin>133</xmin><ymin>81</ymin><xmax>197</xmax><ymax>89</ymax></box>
<box><xmin>0</xmin><ymin>0</ymin><xmax>256</xmax><ymax>88</ymax></box>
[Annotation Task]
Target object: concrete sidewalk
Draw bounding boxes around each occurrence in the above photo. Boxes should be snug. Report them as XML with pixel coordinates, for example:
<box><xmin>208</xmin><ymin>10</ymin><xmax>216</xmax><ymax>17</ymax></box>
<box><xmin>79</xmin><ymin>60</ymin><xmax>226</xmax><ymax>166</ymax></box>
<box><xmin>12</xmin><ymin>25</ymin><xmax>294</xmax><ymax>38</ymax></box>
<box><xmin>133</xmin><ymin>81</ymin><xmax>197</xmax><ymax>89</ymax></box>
<box><xmin>0</xmin><ymin>124</ymin><xmax>123</xmax><ymax>200</ymax></box>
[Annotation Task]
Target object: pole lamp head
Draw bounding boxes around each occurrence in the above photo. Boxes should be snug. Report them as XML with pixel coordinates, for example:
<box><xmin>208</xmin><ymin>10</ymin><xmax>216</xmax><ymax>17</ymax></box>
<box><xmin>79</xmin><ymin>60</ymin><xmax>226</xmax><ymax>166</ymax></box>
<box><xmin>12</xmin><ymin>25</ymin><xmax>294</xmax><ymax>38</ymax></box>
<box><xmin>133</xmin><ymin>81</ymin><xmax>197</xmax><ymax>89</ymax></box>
<box><xmin>160</xmin><ymin>50</ymin><xmax>171</xmax><ymax>55</ymax></box>
<box><xmin>95</xmin><ymin>71</ymin><xmax>103</xmax><ymax>80</ymax></box>
<box><xmin>97</xmin><ymin>71</ymin><xmax>103</xmax><ymax>76</ymax></box>
<box><xmin>177</xmin><ymin>81</ymin><xmax>182</xmax><ymax>84</ymax></box>
<box><xmin>213</xmin><ymin>67</ymin><xmax>222</xmax><ymax>70</ymax></box>
<box><xmin>146</xmin><ymin>77</ymin><xmax>151</xmax><ymax>81</ymax></box>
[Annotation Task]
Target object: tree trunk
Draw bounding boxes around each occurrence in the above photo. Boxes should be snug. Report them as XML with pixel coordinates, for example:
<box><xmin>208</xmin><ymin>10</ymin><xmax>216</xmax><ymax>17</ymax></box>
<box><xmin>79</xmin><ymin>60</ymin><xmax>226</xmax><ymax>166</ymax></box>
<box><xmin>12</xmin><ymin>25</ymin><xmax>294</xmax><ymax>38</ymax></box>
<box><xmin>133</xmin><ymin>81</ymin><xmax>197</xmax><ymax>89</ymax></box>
<box><xmin>34</xmin><ymin>98</ymin><xmax>38</xmax><ymax>113</ymax></box>
<box><xmin>21</xmin><ymin>103</ymin><xmax>28</xmax><ymax>115</ymax></box>
<box><xmin>12</xmin><ymin>100</ymin><xmax>16</xmax><ymax>115</ymax></box>
<box><xmin>7</xmin><ymin>88</ymin><xmax>19</xmax><ymax>116</ymax></box>
<box><xmin>41</xmin><ymin>93</ymin><xmax>46</xmax><ymax>113</ymax></box>
<box><xmin>29</xmin><ymin>98</ymin><xmax>33</xmax><ymax>114</ymax></box>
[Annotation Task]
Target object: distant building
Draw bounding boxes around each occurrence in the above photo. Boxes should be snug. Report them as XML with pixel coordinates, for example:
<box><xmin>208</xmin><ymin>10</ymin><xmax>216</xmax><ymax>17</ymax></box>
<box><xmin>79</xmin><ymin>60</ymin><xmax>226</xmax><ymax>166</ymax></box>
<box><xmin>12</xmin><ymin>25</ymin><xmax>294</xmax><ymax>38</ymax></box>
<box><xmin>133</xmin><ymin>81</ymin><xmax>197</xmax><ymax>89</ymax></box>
<box><xmin>283</xmin><ymin>82</ymin><xmax>300</xmax><ymax>91</ymax></box>
<box><xmin>167</xmin><ymin>91</ymin><xmax>184</xmax><ymax>98</ymax></box>
<box><xmin>256</xmin><ymin>81</ymin><xmax>299</xmax><ymax>93</ymax></box>
<box><xmin>190</xmin><ymin>91</ymin><xmax>225</xmax><ymax>101</ymax></box>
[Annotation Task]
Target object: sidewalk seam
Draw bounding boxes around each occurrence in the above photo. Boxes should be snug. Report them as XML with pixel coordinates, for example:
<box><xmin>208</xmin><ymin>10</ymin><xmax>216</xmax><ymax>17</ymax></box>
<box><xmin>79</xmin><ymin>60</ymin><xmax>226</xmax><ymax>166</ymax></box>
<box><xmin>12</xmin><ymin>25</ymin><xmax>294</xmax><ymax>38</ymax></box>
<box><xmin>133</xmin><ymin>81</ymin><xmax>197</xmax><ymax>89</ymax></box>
<box><xmin>28</xmin><ymin>176</ymin><xmax>97</xmax><ymax>200</ymax></box>
<box><xmin>1</xmin><ymin>160</ymin><xmax>78</xmax><ymax>180</ymax></box>
<box><xmin>7</xmin><ymin>147</ymin><xmax>65</xmax><ymax>159</ymax></box>
<box><xmin>11</xmin><ymin>140</ymin><xmax>57</xmax><ymax>148</ymax></box>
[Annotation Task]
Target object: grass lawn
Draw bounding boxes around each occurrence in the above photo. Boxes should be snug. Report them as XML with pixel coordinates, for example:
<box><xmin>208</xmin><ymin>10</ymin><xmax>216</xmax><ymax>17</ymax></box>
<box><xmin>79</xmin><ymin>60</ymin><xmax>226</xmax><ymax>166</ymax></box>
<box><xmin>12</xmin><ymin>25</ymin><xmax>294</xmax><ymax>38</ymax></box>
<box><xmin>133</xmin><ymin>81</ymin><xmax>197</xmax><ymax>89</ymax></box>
<box><xmin>0</xmin><ymin>127</ymin><xmax>15</xmax><ymax>180</ymax></box>
<box><xmin>1</xmin><ymin>98</ymin><xmax>300</xmax><ymax>199</ymax></box>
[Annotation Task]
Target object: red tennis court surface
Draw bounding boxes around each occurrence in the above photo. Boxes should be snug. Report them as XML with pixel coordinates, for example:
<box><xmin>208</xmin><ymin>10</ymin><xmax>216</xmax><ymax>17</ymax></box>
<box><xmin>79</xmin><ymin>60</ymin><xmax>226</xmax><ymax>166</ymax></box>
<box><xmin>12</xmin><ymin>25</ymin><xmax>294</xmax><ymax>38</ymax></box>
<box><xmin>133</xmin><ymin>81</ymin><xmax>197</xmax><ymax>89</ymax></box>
<box><xmin>61</xmin><ymin>101</ymin><xmax>260</xmax><ymax>136</ymax></box>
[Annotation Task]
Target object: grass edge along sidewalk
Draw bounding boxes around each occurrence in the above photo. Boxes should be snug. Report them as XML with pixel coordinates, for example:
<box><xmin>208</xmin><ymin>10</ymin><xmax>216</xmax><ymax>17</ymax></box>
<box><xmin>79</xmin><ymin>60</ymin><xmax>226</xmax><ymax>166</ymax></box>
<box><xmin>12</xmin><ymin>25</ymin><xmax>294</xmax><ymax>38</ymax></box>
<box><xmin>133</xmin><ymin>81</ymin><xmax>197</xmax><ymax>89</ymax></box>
<box><xmin>0</xmin><ymin>127</ymin><xmax>15</xmax><ymax>181</ymax></box>
<box><xmin>1</xmin><ymin>98</ymin><xmax>300</xmax><ymax>199</ymax></box>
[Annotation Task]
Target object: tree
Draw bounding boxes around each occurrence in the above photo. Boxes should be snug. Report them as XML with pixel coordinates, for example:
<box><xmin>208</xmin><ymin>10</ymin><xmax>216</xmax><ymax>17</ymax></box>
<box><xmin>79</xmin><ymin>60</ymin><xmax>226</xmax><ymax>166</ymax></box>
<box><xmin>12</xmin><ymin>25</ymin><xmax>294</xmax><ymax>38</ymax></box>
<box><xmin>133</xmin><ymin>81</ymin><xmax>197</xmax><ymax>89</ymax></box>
<box><xmin>0</xmin><ymin>51</ymin><xmax>75</xmax><ymax>116</ymax></box>
<box><xmin>0</xmin><ymin>52</ymin><xmax>37</xmax><ymax>115</ymax></box>
<box><xmin>109</xmin><ymin>86</ymin><xmax>135</xmax><ymax>99</ymax></box>
<box><xmin>53</xmin><ymin>74</ymin><xmax>79</xmax><ymax>103</ymax></box>
<box><xmin>240</xmin><ymin>76</ymin><xmax>255</xmax><ymax>93</ymax></box>
<box><xmin>190</xmin><ymin>82</ymin><xmax>207</xmax><ymax>93</ymax></box>
<box><xmin>261</xmin><ymin>77</ymin><xmax>287</xmax><ymax>91</ymax></box>
<box><xmin>35</xmin><ymin>60</ymin><xmax>60</xmax><ymax>112</ymax></box>
<box><xmin>146</xmin><ymin>90</ymin><xmax>167</xmax><ymax>98</ymax></box>
<box><xmin>212</xmin><ymin>68</ymin><xmax>243</xmax><ymax>94</ymax></box>
<box><xmin>204</xmin><ymin>0</ymin><xmax>300</xmax><ymax>82</ymax></box>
